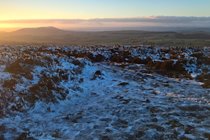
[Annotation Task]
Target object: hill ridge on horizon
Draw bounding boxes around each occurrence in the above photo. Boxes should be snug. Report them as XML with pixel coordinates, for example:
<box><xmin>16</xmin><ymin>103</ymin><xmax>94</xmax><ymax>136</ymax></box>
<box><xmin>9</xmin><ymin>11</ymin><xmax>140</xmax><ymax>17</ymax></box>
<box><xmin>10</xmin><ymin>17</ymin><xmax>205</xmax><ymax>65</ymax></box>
<box><xmin>0</xmin><ymin>26</ymin><xmax>210</xmax><ymax>46</ymax></box>
<box><xmin>1</xmin><ymin>26</ymin><xmax>210</xmax><ymax>34</ymax></box>
<box><xmin>11</xmin><ymin>26</ymin><xmax>68</xmax><ymax>35</ymax></box>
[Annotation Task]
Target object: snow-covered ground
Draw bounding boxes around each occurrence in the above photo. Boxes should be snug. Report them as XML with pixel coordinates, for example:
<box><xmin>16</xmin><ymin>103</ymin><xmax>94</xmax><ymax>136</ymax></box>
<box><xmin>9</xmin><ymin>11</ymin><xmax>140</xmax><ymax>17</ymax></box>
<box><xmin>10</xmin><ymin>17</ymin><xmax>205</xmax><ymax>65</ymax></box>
<box><xmin>0</xmin><ymin>45</ymin><xmax>210</xmax><ymax>140</ymax></box>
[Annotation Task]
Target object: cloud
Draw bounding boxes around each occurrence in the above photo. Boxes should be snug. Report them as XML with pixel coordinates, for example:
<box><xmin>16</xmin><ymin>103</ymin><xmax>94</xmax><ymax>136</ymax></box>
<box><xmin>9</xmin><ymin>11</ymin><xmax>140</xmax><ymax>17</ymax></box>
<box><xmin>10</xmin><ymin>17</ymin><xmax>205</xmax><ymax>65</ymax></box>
<box><xmin>1</xmin><ymin>16</ymin><xmax>210</xmax><ymax>31</ymax></box>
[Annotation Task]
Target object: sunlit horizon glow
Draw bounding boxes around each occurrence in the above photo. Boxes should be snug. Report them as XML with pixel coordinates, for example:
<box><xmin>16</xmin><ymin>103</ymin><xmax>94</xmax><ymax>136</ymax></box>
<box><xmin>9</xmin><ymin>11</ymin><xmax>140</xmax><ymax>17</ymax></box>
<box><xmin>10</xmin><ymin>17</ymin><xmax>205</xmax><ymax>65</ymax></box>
<box><xmin>0</xmin><ymin>0</ymin><xmax>210</xmax><ymax>31</ymax></box>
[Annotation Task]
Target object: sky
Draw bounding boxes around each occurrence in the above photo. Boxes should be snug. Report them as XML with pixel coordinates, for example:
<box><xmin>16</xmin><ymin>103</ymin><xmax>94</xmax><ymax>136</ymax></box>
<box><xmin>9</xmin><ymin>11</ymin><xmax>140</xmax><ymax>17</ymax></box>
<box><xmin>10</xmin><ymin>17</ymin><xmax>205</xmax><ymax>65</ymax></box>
<box><xmin>0</xmin><ymin>0</ymin><xmax>210</xmax><ymax>31</ymax></box>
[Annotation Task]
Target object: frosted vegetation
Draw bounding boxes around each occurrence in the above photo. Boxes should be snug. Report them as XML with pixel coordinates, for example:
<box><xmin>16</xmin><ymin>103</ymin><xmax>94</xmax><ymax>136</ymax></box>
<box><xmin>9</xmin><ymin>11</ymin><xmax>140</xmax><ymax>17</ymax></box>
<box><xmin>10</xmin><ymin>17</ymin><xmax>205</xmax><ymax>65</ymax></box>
<box><xmin>0</xmin><ymin>45</ymin><xmax>209</xmax><ymax>140</ymax></box>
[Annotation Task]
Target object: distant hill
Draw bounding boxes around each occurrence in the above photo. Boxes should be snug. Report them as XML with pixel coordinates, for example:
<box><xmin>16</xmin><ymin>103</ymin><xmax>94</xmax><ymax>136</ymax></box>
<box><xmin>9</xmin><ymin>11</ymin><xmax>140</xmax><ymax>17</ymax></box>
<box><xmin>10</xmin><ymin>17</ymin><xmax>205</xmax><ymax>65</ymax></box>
<box><xmin>0</xmin><ymin>27</ymin><xmax>210</xmax><ymax>46</ymax></box>
<box><xmin>11</xmin><ymin>26</ymin><xmax>69</xmax><ymax>36</ymax></box>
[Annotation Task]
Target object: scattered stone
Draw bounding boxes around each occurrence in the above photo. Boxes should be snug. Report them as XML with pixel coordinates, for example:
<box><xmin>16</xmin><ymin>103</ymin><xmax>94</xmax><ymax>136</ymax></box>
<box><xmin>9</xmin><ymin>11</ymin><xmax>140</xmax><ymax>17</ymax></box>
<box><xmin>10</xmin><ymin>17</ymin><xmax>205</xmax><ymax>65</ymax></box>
<box><xmin>65</xmin><ymin>111</ymin><xmax>83</xmax><ymax>123</ymax></box>
<box><xmin>52</xmin><ymin>130</ymin><xmax>62</xmax><ymax>138</ymax></box>
<box><xmin>167</xmin><ymin>120</ymin><xmax>184</xmax><ymax>128</ymax></box>
<box><xmin>118</xmin><ymin>82</ymin><xmax>129</xmax><ymax>86</ymax></box>
<box><xmin>152</xmin><ymin>90</ymin><xmax>161</xmax><ymax>95</ymax></box>
<box><xmin>91</xmin><ymin>70</ymin><xmax>103</xmax><ymax>80</ymax></box>
<box><xmin>112</xmin><ymin>119</ymin><xmax>128</xmax><ymax>128</ymax></box>
<box><xmin>100</xmin><ymin>134</ymin><xmax>111</xmax><ymax>140</ymax></box>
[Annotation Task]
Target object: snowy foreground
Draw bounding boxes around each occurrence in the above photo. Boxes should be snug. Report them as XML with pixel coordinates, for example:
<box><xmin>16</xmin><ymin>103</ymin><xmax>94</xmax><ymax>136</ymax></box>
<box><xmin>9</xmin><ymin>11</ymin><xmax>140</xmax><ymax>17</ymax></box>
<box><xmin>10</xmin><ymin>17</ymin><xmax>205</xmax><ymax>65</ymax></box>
<box><xmin>0</xmin><ymin>45</ymin><xmax>210</xmax><ymax>140</ymax></box>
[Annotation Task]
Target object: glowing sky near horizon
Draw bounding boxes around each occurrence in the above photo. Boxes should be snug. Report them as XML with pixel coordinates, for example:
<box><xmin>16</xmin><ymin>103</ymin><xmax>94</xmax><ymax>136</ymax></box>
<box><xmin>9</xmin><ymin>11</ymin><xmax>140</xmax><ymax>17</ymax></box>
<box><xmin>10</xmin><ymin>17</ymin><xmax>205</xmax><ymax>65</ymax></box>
<box><xmin>0</xmin><ymin>0</ymin><xmax>210</xmax><ymax>31</ymax></box>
